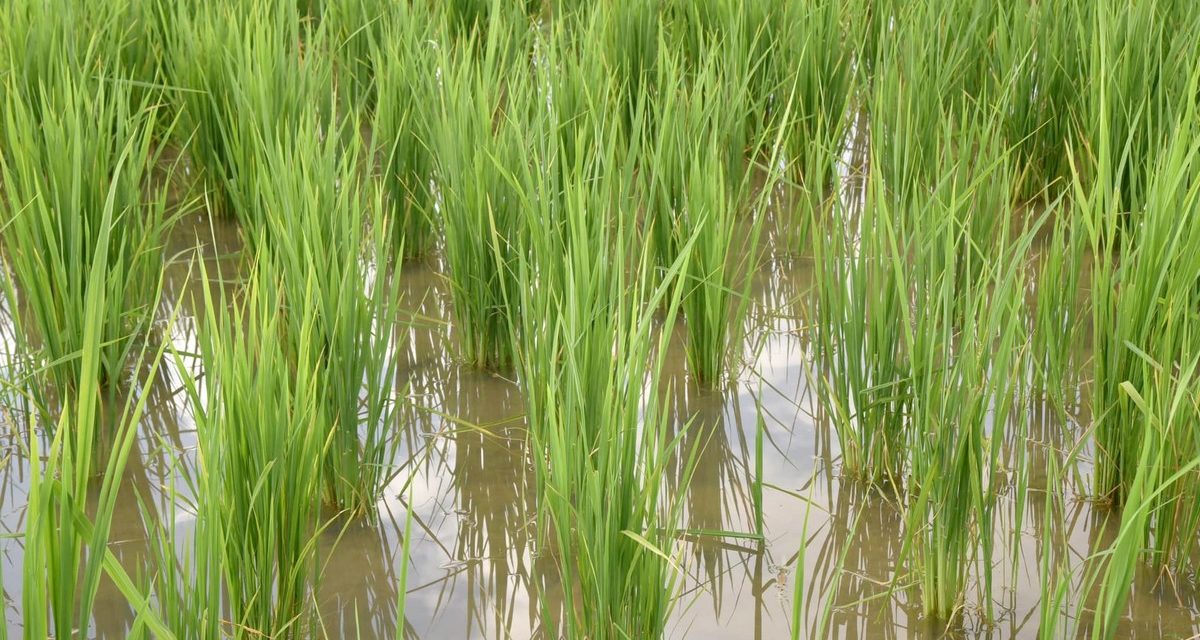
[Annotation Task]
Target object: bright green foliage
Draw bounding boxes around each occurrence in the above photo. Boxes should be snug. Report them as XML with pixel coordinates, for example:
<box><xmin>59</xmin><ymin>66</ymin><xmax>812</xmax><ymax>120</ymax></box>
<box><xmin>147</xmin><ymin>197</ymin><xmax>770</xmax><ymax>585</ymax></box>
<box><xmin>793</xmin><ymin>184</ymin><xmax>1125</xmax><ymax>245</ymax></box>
<box><xmin>164</xmin><ymin>264</ymin><xmax>329</xmax><ymax>638</ymax></box>
<box><xmin>0</xmin><ymin>66</ymin><xmax>170</xmax><ymax>400</ymax></box>
<box><xmin>432</xmin><ymin>32</ymin><xmax>529</xmax><ymax>369</ymax></box>
<box><xmin>1085</xmin><ymin>84</ymin><xmax>1200</xmax><ymax>508</ymax></box>
<box><xmin>21</xmin><ymin>281</ymin><xmax>176</xmax><ymax>639</ymax></box>
<box><xmin>372</xmin><ymin>2</ymin><xmax>441</xmax><ymax>257</ymax></box>
<box><xmin>508</xmin><ymin>106</ymin><xmax>697</xmax><ymax>639</ymax></box>
<box><xmin>247</xmin><ymin>112</ymin><xmax>403</xmax><ymax>518</ymax></box>
<box><xmin>169</xmin><ymin>1</ymin><xmax>333</xmax><ymax>221</ymax></box>
<box><xmin>323</xmin><ymin>0</ymin><xmax>391</xmax><ymax>108</ymax></box>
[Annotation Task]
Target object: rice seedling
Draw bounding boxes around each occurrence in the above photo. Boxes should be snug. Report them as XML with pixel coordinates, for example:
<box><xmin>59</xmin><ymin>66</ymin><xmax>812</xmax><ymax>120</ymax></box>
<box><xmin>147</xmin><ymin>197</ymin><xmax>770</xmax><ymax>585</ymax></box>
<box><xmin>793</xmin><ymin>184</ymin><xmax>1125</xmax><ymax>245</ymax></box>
<box><xmin>323</xmin><ymin>0</ymin><xmax>391</xmax><ymax>109</ymax></box>
<box><xmin>0</xmin><ymin>0</ymin><xmax>166</xmax><ymax>116</ymax></box>
<box><xmin>1087</xmin><ymin>356</ymin><xmax>1200</xmax><ymax>640</ymax></box>
<box><xmin>891</xmin><ymin>111</ymin><xmax>1038</xmax><ymax>622</ymax></box>
<box><xmin>1074</xmin><ymin>0</ymin><xmax>1200</xmax><ymax>214</ymax></box>
<box><xmin>19</xmin><ymin>277</ymin><xmax>176</xmax><ymax>639</ymax></box>
<box><xmin>244</xmin><ymin>110</ymin><xmax>404</xmax><ymax>518</ymax></box>
<box><xmin>371</xmin><ymin>3</ymin><xmax>441</xmax><ymax>257</ymax></box>
<box><xmin>504</xmin><ymin>87</ymin><xmax>700</xmax><ymax>636</ymax></box>
<box><xmin>431</xmin><ymin>30</ymin><xmax>530</xmax><ymax>370</ymax></box>
<box><xmin>0</xmin><ymin>64</ymin><xmax>172</xmax><ymax>403</ymax></box>
<box><xmin>156</xmin><ymin>262</ymin><xmax>330</xmax><ymax>638</ymax></box>
<box><xmin>805</xmin><ymin>170</ymin><xmax>911</xmax><ymax>485</ymax></box>
<box><xmin>639</xmin><ymin>46</ymin><xmax>778</xmax><ymax>385</ymax></box>
<box><xmin>168</xmin><ymin>1</ymin><xmax>332</xmax><ymax>221</ymax></box>
<box><xmin>774</xmin><ymin>0</ymin><xmax>857</xmax><ymax>218</ymax></box>
<box><xmin>1028</xmin><ymin>202</ymin><xmax>1087</xmax><ymax>412</ymax></box>
<box><xmin>1083</xmin><ymin>75</ymin><xmax>1200</xmax><ymax>505</ymax></box>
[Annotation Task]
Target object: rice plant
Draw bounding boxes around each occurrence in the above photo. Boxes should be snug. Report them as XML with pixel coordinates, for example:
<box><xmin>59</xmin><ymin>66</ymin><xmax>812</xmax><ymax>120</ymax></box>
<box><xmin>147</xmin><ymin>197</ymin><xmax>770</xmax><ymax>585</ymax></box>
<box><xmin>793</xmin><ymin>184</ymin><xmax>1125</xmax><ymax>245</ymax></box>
<box><xmin>1084</xmin><ymin>76</ymin><xmax>1200</xmax><ymax>505</ymax></box>
<box><xmin>323</xmin><ymin>0</ymin><xmax>391</xmax><ymax>109</ymax></box>
<box><xmin>592</xmin><ymin>0</ymin><xmax>661</xmax><ymax>130</ymax></box>
<box><xmin>1087</xmin><ymin>356</ymin><xmax>1200</xmax><ymax>640</ymax></box>
<box><xmin>805</xmin><ymin>169</ymin><xmax>911</xmax><ymax>485</ymax></box>
<box><xmin>1028</xmin><ymin>202</ymin><xmax>1086</xmax><ymax>412</ymax></box>
<box><xmin>160</xmin><ymin>262</ymin><xmax>330</xmax><ymax>638</ymax></box>
<box><xmin>774</xmin><ymin>0</ymin><xmax>857</xmax><ymax>214</ymax></box>
<box><xmin>169</xmin><ymin>1</ymin><xmax>332</xmax><ymax>221</ymax></box>
<box><xmin>245</xmin><ymin>112</ymin><xmax>404</xmax><ymax>518</ymax></box>
<box><xmin>639</xmin><ymin>47</ymin><xmax>777</xmax><ymax>385</ymax></box>
<box><xmin>0</xmin><ymin>65</ymin><xmax>171</xmax><ymax>402</ymax></box>
<box><xmin>20</xmin><ymin>285</ymin><xmax>175</xmax><ymax>639</ymax></box>
<box><xmin>372</xmin><ymin>2</ymin><xmax>441</xmax><ymax>257</ymax></box>
<box><xmin>899</xmin><ymin>193</ymin><xmax>1035</xmax><ymax>622</ymax></box>
<box><xmin>509</xmin><ymin>115</ymin><xmax>699</xmax><ymax>639</ymax></box>
<box><xmin>1075</xmin><ymin>0</ymin><xmax>1200</xmax><ymax>214</ymax></box>
<box><xmin>0</xmin><ymin>0</ymin><xmax>167</xmax><ymax>116</ymax></box>
<box><xmin>432</xmin><ymin>31</ymin><xmax>529</xmax><ymax>370</ymax></box>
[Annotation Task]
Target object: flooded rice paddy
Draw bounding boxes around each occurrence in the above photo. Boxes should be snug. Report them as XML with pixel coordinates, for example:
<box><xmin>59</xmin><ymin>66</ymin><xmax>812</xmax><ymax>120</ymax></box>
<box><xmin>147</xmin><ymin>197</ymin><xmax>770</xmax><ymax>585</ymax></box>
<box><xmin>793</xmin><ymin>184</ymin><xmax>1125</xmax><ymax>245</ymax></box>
<box><xmin>1</xmin><ymin>204</ymin><xmax>1196</xmax><ymax>639</ymax></box>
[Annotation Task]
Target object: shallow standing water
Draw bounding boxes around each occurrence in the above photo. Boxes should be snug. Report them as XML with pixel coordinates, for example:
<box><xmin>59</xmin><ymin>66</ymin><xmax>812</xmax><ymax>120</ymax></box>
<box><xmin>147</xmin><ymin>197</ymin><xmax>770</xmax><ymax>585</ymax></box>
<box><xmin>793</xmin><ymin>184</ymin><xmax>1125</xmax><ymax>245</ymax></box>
<box><xmin>1</xmin><ymin>202</ymin><xmax>1199</xmax><ymax>638</ymax></box>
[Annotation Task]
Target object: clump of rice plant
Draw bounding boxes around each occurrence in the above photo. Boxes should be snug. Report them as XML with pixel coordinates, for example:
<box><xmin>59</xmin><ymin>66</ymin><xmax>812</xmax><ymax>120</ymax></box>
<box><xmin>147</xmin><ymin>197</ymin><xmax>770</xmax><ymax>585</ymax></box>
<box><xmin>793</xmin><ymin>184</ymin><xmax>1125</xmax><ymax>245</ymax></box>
<box><xmin>1028</xmin><ymin>202</ymin><xmax>1086</xmax><ymax>411</ymax></box>
<box><xmin>21</xmin><ymin>292</ymin><xmax>175</xmax><ymax>639</ymax></box>
<box><xmin>899</xmin><ymin>190</ymin><xmax>1035</xmax><ymax>622</ymax></box>
<box><xmin>772</xmin><ymin>0</ymin><xmax>857</xmax><ymax>222</ymax></box>
<box><xmin>675</xmin><ymin>138</ymin><xmax>770</xmax><ymax>386</ymax></box>
<box><xmin>0</xmin><ymin>65</ymin><xmax>171</xmax><ymax>401</ymax></box>
<box><xmin>1086</xmin><ymin>356</ymin><xmax>1200</xmax><ymax>640</ymax></box>
<box><xmin>0</xmin><ymin>0</ymin><xmax>167</xmax><ymax>117</ymax></box>
<box><xmin>1084</xmin><ymin>80</ymin><xmax>1200</xmax><ymax>506</ymax></box>
<box><xmin>372</xmin><ymin>3</ymin><xmax>441</xmax><ymax>257</ymax></box>
<box><xmin>169</xmin><ymin>1</ymin><xmax>332</xmax><ymax>221</ymax></box>
<box><xmin>591</xmin><ymin>0</ymin><xmax>661</xmax><ymax>130</ymax></box>
<box><xmin>431</xmin><ymin>32</ymin><xmax>530</xmax><ymax>369</ymax></box>
<box><xmin>510</xmin><ymin>115</ymin><xmax>698</xmax><ymax>639</ymax></box>
<box><xmin>805</xmin><ymin>167</ymin><xmax>910</xmax><ymax>485</ymax></box>
<box><xmin>866</xmin><ymin>1</ymin><xmax>1010</xmax><ymax>201</ymax></box>
<box><xmin>882</xmin><ymin>111</ymin><xmax>1037</xmax><ymax>621</ymax></box>
<box><xmin>642</xmin><ymin>47</ymin><xmax>774</xmax><ymax>385</ymax></box>
<box><xmin>642</xmin><ymin>47</ymin><xmax>755</xmax><ymax>274</ymax></box>
<box><xmin>1074</xmin><ymin>0</ymin><xmax>1199</xmax><ymax>214</ymax></box>
<box><xmin>245</xmin><ymin>110</ymin><xmax>403</xmax><ymax>519</ymax></box>
<box><xmin>158</xmin><ymin>262</ymin><xmax>329</xmax><ymax>637</ymax></box>
<box><xmin>323</xmin><ymin>0</ymin><xmax>391</xmax><ymax>109</ymax></box>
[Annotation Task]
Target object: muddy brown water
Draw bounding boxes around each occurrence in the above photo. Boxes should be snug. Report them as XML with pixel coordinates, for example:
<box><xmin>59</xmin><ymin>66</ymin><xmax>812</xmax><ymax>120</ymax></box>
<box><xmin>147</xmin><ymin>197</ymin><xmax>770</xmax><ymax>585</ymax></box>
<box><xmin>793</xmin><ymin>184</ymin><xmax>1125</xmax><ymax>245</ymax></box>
<box><xmin>1</xmin><ymin>199</ymin><xmax>1199</xmax><ymax>638</ymax></box>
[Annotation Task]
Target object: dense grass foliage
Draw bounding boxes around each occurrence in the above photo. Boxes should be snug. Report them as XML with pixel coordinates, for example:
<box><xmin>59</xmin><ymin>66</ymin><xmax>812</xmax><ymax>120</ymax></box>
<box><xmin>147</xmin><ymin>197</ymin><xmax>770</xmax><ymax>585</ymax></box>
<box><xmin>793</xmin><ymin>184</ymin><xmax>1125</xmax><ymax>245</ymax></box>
<box><xmin>159</xmin><ymin>264</ymin><xmax>330</xmax><ymax>638</ymax></box>
<box><xmin>0</xmin><ymin>65</ymin><xmax>171</xmax><ymax>402</ymax></box>
<box><xmin>4</xmin><ymin>0</ymin><xmax>1200</xmax><ymax>638</ymax></box>
<box><xmin>431</xmin><ymin>31</ymin><xmax>528</xmax><ymax>370</ymax></box>
<box><xmin>371</xmin><ymin>2</ymin><xmax>441</xmax><ymax>257</ymax></box>
<box><xmin>169</xmin><ymin>1</ymin><xmax>332</xmax><ymax>222</ymax></box>
<box><xmin>249</xmin><ymin>112</ymin><xmax>404</xmax><ymax>518</ymax></box>
<box><xmin>508</xmin><ymin>109</ymin><xmax>696</xmax><ymax>639</ymax></box>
